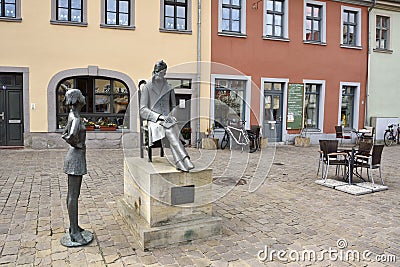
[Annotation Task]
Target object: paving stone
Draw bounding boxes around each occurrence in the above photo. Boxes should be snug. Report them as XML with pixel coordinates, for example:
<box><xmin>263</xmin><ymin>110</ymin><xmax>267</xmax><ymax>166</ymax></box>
<box><xmin>0</xmin><ymin>147</ymin><xmax>399</xmax><ymax>266</ymax></box>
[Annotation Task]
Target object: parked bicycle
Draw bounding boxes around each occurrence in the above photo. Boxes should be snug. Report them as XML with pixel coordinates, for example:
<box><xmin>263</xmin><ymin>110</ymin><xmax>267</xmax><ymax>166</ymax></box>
<box><xmin>384</xmin><ymin>123</ymin><xmax>400</xmax><ymax>146</ymax></box>
<box><xmin>220</xmin><ymin>120</ymin><xmax>258</xmax><ymax>153</ymax></box>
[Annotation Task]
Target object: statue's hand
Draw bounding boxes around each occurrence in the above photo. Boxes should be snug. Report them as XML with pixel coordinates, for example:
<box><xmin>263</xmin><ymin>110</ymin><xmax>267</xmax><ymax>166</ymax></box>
<box><xmin>164</xmin><ymin>116</ymin><xmax>175</xmax><ymax>124</ymax></box>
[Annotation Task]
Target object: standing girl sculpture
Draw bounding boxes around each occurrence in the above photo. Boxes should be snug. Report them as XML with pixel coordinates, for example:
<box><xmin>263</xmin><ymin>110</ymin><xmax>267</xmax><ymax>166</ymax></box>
<box><xmin>60</xmin><ymin>85</ymin><xmax>93</xmax><ymax>247</ymax></box>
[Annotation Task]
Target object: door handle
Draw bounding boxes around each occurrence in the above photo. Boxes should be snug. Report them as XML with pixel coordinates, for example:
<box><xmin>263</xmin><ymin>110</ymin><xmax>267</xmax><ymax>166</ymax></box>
<box><xmin>0</xmin><ymin>112</ymin><xmax>4</xmax><ymax>121</ymax></box>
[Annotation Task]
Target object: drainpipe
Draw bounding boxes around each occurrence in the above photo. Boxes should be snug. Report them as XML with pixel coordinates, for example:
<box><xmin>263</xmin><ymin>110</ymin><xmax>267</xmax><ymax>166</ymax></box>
<box><xmin>366</xmin><ymin>0</ymin><xmax>377</xmax><ymax>126</ymax></box>
<box><xmin>196</xmin><ymin>0</ymin><xmax>202</xmax><ymax>146</ymax></box>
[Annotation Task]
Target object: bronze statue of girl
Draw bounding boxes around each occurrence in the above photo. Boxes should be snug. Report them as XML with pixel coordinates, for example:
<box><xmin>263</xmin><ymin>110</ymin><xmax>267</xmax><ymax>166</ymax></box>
<box><xmin>60</xmin><ymin>85</ymin><xmax>93</xmax><ymax>246</ymax></box>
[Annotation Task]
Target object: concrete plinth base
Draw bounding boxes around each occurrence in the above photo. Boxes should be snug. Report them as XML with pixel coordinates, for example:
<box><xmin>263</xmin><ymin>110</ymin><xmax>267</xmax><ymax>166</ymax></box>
<box><xmin>119</xmin><ymin>157</ymin><xmax>222</xmax><ymax>250</ymax></box>
<box><xmin>118</xmin><ymin>198</ymin><xmax>222</xmax><ymax>249</ymax></box>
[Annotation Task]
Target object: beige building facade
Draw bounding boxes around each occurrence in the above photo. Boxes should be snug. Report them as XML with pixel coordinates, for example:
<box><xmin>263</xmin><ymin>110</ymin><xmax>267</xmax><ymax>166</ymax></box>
<box><xmin>0</xmin><ymin>0</ymin><xmax>211</xmax><ymax>148</ymax></box>
<box><xmin>367</xmin><ymin>0</ymin><xmax>400</xmax><ymax>140</ymax></box>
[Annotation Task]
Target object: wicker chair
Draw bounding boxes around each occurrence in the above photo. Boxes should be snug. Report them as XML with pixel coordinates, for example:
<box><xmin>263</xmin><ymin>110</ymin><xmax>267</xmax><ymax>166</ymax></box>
<box><xmin>320</xmin><ymin>140</ymin><xmax>349</xmax><ymax>181</ymax></box>
<box><xmin>354</xmin><ymin>144</ymin><xmax>384</xmax><ymax>186</ymax></box>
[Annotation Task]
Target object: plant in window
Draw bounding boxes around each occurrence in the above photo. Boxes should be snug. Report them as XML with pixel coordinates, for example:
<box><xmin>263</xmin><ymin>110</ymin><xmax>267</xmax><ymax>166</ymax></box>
<box><xmin>217</xmin><ymin>94</ymin><xmax>240</xmax><ymax>111</ymax></box>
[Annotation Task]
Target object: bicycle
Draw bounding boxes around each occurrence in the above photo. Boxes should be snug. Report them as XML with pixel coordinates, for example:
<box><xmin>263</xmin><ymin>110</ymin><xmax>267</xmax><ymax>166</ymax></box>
<box><xmin>384</xmin><ymin>123</ymin><xmax>400</xmax><ymax>146</ymax></box>
<box><xmin>220</xmin><ymin>120</ymin><xmax>257</xmax><ymax>153</ymax></box>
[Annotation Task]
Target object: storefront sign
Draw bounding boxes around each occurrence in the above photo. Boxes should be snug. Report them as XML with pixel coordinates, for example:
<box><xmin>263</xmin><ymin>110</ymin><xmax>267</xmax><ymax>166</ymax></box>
<box><xmin>286</xmin><ymin>84</ymin><xmax>304</xmax><ymax>130</ymax></box>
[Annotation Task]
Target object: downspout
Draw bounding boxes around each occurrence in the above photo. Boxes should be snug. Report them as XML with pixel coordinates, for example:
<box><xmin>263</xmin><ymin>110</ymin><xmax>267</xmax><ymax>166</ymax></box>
<box><xmin>196</xmin><ymin>0</ymin><xmax>202</xmax><ymax>146</ymax></box>
<box><xmin>366</xmin><ymin>0</ymin><xmax>377</xmax><ymax>126</ymax></box>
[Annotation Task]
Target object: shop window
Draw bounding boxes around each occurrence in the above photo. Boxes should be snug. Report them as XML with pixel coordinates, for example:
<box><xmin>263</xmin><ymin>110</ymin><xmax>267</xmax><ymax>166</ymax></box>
<box><xmin>56</xmin><ymin>76</ymin><xmax>130</xmax><ymax>130</ymax></box>
<box><xmin>340</xmin><ymin>86</ymin><xmax>355</xmax><ymax>129</ymax></box>
<box><xmin>304</xmin><ymin>84</ymin><xmax>320</xmax><ymax>129</ymax></box>
<box><xmin>214</xmin><ymin>79</ymin><xmax>246</xmax><ymax>128</ymax></box>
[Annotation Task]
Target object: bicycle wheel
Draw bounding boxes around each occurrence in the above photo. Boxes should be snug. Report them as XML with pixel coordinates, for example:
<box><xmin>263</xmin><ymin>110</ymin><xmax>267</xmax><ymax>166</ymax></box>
<box><xmin>384</xmin><ymin>131</ymin><xmax>394</xmax><ymax>146</ymax></box>
<box><xmin>221</xmin><ymin>132</ymin><xmax>229</xmax><ymax>150</ymax></box>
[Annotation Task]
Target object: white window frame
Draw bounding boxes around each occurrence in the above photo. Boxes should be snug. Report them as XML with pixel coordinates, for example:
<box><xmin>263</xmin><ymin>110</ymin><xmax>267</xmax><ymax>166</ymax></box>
<box><xmin>303</xmin><ymin>0</ymin><xmax>326</xmax><ymax>44</ymax></box>
<box><xmin>0</xmin><ymin>0</ymin><xmax>21</xmax><ymax>21</ymax></box>
<box><xmin>338</xmin><ymin>82</ymin><xmax>360</xmax><ymax>130</ymax></box>
<box><xmin>263</xmin><ymin>0</ymin><xmax>289</xmax><ymax>40</ymax></box>
<box><xmin>303</xmin><ymin>79</ymin><xmax>325</xmax><ymax>132</ymax></box>
<box><xmin>260</xmin><ymin>77</ymin><xmax>289</xmax><ymax>140</ymax></box>
<box><xmin>218</xmin><ymin>0</ymin><xmax>247</xmax><ymax>37</ymax></box>
<box><xmin>51</xmin><ymin>0</ymin><xmax>88</xmax><ymax>26</ymax></box>
<box><xmin>160</xmin><ymin>0</ymin><xmax>192</xmax><ymax>33</ymax></box>
<box><xmin>100</xmin><ymin>0</ymin><xmax>135</xmax><ymax>30</ymax></box>
<box><xmin>340</xmin><ymin>6</ymin><xmax>362</xmax><ymax>48</ymax></box>
<box><xmin>211</xmin><ymin>74</ymin><xmax>251</xmax><ymax>130</ymax></box>
<box><xmin>374</xmin><ymin>13</ymin><xmax>392</xmax><ymax>52</ymax></box>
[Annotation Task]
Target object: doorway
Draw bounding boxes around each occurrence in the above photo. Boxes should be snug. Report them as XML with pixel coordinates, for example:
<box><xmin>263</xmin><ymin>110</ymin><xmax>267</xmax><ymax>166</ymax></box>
<box><xmin>0</xmin><ymin>73</ymin><xmax>24</xmax><ymax>146</ymax></box>
<box><xmin>263</xmin><ymin>82</ymin><xmax>283</xmax><ymax>142</ymax></box>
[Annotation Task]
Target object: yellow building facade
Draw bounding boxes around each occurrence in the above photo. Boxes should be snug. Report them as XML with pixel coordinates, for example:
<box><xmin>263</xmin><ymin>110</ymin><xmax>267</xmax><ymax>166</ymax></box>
<box><xmin>0</xmin><ymin>0</ymin><xmax>211</xmax><ymax>148</ymax></box>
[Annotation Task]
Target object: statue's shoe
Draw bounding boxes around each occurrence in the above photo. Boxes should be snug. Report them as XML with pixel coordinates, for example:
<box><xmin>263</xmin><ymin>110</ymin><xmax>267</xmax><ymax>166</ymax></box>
<box><xmin>176</xmin><ymin>160</ymin><xmax>189</xmax><ymax>172</ymax></box>
<box><xmin>70</xmin><ymin>232</ymin><xmax>86</xmax><ymax>244</ymax></box>
<box><xmin>183</xmin><ymin>157</ymin><xmax>194</xmax><ymax>170</ymax></box>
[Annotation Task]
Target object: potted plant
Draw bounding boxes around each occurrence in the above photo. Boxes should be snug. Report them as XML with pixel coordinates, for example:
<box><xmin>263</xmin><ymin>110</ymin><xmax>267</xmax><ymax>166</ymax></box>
<box><xmin>181</xmin><ymin>127</ymin><xmax>191</xmax><ymax>140</ymax></box>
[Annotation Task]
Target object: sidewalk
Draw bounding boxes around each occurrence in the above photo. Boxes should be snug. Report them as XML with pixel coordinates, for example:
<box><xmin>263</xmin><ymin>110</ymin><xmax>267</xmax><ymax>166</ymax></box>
<box><xmin>0</xmin><ymin>145</ymin><xmax>399</xmax><ymax>266</ymax></box>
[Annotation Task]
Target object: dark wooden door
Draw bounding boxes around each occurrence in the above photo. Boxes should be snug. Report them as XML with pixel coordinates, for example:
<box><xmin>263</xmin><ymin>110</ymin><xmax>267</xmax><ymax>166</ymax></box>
<box><xmin>0</xmin><ymin>73</ymin><xmax>24</xmax><ymax>146</ymax></box>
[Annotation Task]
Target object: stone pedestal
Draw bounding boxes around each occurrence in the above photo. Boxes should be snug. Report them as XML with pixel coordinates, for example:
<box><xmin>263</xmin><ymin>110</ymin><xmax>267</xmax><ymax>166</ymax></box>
<box><xmin>118</xmin><ymin>157</ymin><xmax>222</xmax><ymax>250</ymax></box>
<box><xmin>202</xmin><ymin>138</ymin><xmax>218</xmax><ymax>149</ymax></box>
<box><xmin>294</xmin><ymin>136</ymin><xmax>310</xmax><ymax>147</ymax></box>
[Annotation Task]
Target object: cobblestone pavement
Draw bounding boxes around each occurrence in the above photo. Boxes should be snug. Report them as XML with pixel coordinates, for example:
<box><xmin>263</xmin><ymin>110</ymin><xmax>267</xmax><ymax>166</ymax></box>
<box><xmin>0</xmin><ymin>145</ymin><xmax>399</xmax><ymax>266</ymax></box>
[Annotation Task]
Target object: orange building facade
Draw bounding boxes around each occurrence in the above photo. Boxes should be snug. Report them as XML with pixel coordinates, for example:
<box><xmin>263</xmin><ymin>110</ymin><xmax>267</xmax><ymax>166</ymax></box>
<box><xmin>210</xmin><ymin>0</ymin><xmax>370</xmax><ymax>143</ymax></box>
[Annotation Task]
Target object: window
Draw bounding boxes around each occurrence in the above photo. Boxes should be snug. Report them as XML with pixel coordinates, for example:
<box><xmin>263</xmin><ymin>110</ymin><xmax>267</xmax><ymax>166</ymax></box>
<box><xmin>338</xmin><ymin>82</ymin><xmax>360</xmax><ymax>130</ymax></box>
<box><xmin>376</xmin><ymin>15</ymin><xmax>390</xmax><ymax>50</ymax></box>
<box><xmin>51</xmin><ymin>0</ymin><xmax>87</xmax><ymax>25</ymax></box>
<box><xmin>341</xmin><ymin>7</ymin><xmax>361</xmax><ymax>47</ymax></box>
<box><xmin>0</xmin><ymin>0</ymin><xmax>15</xmax><ymax>18</ymax></box>
<box><xmin>340</xmin><ymin>86</ymin><xmax>355</xmax><ymax>128</ymax></box>
<box><xmin>218</xmin><ymin>0</ymin><xmax>246</xmax><ymax>36</ymax></box>
<box><xmin>160</xmin><ymin>0</ymin><xmax>191</xmax><ymax>33</ymax></box>
<box><xmin>167</xmin><ymin>78</ymin><xmax>191</xmax><ymax>89</ymax></box>
<box><xmin>56</xmin><ymin>77</ymin><xmax>130</xmax><ymax>130</ymax></box>
<box><xmin>164</xmin><ymin>0</ymin><xmax>187</xmax><ymax>30</ymax></box>
<box><xmin>0</xmin><ymin>0</ymin><xmax>21</xmax><ymax>21</ymax></box>
<box><xmin>106</xmin><ymin>0</ymin><xmax>130</xmax><ymax>26</ymax></box>
<box><xmin>101</xmin><ymin>0</ymin><xmax>135</xmax><ymax>29</ymax></box>
<box><xmin>304</xmin><ymin>84</ymin><xmax>320</xmax><ymax>129</ymax></box>
<box><xmin>264</xmin><ymin>0</ymin><xmax>287</xmax><ymax>39</ymax></box>
<box><xmin>304</xmin><ymin>1</ymin><xmax>326</xmax><ymax>43</ymax></box>
<box><xmin>56</xmin><ymin>0</ymin><xmax>82</xmax><ymax>22</ymax></box>
<box><xmin>213</xmin><ymin>79</ymin><xmax>246</xmax><ymax>128</ymax></box>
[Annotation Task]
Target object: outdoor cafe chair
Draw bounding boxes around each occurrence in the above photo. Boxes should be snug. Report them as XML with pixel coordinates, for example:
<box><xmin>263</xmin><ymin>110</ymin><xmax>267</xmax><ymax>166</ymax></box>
<box><xmin>320</xmin><ymin>140</ymin><xmax>349</xmax><ymax>181</ymax></box>
<box><xmin>354</xmin><ymin>144</ymin><xmax>384</xmax><ymax>186</ymax></box>
<box><xmin>335</xmin><ymin>125</ymin><xmax>352</xmax><ymax>146</ymax></box>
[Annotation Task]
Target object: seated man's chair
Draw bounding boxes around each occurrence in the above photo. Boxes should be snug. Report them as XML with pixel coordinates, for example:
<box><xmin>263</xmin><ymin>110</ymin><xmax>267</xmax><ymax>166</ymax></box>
<box><xmin>138</xmin><ymin>80</ymin><xmax>164</xmax><ymax>162</ymax></box>
<box><xmin>335</xmin><ymin>125</ymin><xmax>352</xmax><ymax>146</ymax></box>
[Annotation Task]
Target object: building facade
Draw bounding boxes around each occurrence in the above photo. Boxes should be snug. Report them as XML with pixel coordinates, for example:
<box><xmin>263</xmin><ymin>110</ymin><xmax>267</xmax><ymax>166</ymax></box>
<box><xmin>367</xmin><ymin>0</ymin><xmax>400</xmax><ymax>140</ymax></box>
<box><xmin>210</xmin><ymin>0</ymin><xmax>371</xmax><ymax>144</ymax></box>
<box><xmin>0</xmin><ymin>0</ymin><xmax>211</xmax><ymax>148</ymax></box>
